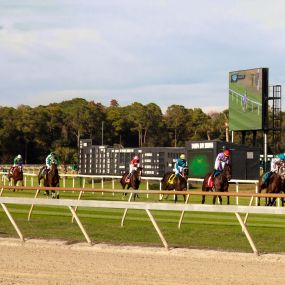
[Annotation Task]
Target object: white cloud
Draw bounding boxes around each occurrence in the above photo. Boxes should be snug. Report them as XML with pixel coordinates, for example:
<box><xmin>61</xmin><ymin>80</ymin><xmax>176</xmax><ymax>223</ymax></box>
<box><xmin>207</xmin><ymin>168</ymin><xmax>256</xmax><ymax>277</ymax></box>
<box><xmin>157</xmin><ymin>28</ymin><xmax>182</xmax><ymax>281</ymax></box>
<box><xmin>0</xmin><ymin>28</ymin><xmax>102</xmax><ymax>56</ymax></box>
<box><xmin>0</xmin><ymin>0</ymin><xmax>285</xmax><ymax>112</ymax></box>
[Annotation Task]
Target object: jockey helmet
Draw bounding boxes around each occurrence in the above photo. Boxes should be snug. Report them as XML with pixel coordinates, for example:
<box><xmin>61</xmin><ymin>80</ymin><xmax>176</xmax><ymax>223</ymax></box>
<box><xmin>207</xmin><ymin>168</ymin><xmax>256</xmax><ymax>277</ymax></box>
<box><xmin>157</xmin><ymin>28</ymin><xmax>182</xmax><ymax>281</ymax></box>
<box><xmin>223</xmin><ymin>149</ymin><xmax>230</xmax><ymax>157</ymax></box>
<box><xmin>17</xmin><ymin>154</ymin><xmax>22</xmax><ymax>159</ymax></box>
<box><xmin>180</xmin><ymin>154</ymin><xmax>185</xmax><ymax>160</ymax></box>
<box><xmin>133</xmin><ymin>155</ymin><xmax>139</xmax><ymax>160</ymax></box>
<box><xmin>50</xmin><ymin>152</ymin><xmax>55</xmax><ymax>156</ymax></box>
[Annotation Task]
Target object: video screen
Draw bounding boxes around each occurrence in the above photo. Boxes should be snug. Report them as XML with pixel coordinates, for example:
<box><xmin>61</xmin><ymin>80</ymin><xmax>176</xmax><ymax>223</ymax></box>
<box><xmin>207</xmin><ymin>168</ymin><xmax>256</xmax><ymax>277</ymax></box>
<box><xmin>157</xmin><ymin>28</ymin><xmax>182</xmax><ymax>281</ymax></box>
<box><xmin>229</xmin><ymin>68</ymin><xmax>268</xmax><ymax>131</ymax></box>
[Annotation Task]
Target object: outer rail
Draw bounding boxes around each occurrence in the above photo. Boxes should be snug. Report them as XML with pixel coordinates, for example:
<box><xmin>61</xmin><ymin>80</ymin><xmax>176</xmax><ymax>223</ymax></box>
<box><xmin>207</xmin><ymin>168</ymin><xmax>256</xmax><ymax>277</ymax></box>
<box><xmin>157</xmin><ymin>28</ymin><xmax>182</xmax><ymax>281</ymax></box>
<box><xmin>1</xmin><ymin>185</ymin><xmax>285</xmax><ymax>255</ymax></box>
<box><xmin>1</xmin><ymin>184</ymin><xmax>285</xmax><ymax>199</ymax></box>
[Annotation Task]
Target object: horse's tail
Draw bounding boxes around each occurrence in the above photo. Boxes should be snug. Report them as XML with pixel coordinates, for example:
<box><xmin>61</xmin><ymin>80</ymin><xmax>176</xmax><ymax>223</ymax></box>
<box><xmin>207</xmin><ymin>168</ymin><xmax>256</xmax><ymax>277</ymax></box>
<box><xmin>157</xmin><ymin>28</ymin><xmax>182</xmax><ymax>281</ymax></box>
<box><xmin>258</xmin><ymin>174</ymin><xmax>268</xmax><ymax>193</ymax></box>
<box><xmin>161</xmin><ymin>172</ymin><xmax>173</xmax><ymax>183</ymax></box>
<box><xmin>7</xmin><ymin>166</ymin><xmax>13</xmax><ymax>181</ymax></box>
<box><xmin>161</xmin><ymin>172</ymin><xmax>169</xmax><ymax>187</ymax></box>
<box><xmin>161</xmin><ymin>173</ymin><xmax>168</xmax><ymax>183</ymax></box>
<box><xmin>38</xmin><ymin>166</ymin><xmax>45</xmax><ymax>185</ymax></box>
<box><xmin>120</xmin><ymin>172</ymin><xmax>128</xmax><ymax>189</ymax></box>
<box><xmin>202</xmin><ymin>173</ymin><xmax>211</xmax><ymax>191</ymax></box>
<box><xmin>38</xmin><ymin>175</ymin><xmax>42</xmax><ymax>185</ymax></box>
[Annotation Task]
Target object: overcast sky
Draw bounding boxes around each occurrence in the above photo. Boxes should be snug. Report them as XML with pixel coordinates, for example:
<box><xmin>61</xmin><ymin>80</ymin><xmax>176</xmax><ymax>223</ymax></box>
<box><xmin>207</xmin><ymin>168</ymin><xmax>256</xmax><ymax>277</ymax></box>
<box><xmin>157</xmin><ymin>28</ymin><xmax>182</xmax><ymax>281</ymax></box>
<box><xmin>0</xmin><ymin>0</ymin><xmax>285</xmax><ymax>113</ymax></box>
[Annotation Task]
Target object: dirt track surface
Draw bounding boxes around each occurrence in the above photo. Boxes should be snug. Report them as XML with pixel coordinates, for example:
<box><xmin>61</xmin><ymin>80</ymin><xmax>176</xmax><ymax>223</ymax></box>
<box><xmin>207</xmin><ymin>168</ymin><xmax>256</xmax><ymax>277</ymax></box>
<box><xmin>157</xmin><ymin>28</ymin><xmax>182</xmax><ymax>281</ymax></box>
<box><xmin>0</xmin><ymin>238</ymin><xmax>285</xmax><ymax>285</ymax></box>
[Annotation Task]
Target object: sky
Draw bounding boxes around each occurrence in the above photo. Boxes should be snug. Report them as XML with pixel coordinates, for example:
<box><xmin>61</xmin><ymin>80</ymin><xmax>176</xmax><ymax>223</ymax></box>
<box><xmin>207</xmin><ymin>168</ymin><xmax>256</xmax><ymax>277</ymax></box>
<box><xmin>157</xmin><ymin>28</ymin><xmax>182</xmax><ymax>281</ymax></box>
<box><xmin>1</xmin><ymin>0</ymin><xmax>285</xmax><ymax>113</ymax></box>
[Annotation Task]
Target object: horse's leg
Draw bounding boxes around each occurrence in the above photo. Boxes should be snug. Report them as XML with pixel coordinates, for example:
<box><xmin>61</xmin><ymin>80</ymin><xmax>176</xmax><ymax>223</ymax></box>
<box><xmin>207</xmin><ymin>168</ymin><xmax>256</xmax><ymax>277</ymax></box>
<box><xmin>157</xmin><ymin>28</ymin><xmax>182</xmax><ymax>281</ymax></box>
<box><xmin>218</xmin><ymin>196</ymin><xmax>222</xmax><ymax>204</ymax></box>
<box><xmin>213</xmin><ymin>195</ymin><xmax>217</xmax><ymax>205</ymax></box>
<box><xmin>121</xmin><ymin>182</ymin><xmax>126</xmax><ymax>190</ymax></box>
<box><xmin>134</xmin><ymin>190</ymin><xmax>139</xmax><ymax>200</ymax></box>
<box><xmin>12</xmin><ymin>179</ymin><xmax>16</xmax><ymax>192</ymax></box>
<box><xmin>257</xmin><ymin>183</ymin><xmax>263</xmax><ymax>206</ymax></box>
<box><xmin>201</xmin><ymin>192</ymin><xmax>206</xmax><ymax>204</ymax></box>
<box><xmin>121</xmin><ymin>183</ymin><xmax>127</xmax><ymax>199</ymax></box>
<box><xmin>125</xmin><ymin>185</ymin><xmax>131</xmax><ymax>197</ymax></box>
<box><xmin>266</xmin><ymin>192</ymin><xmax>272</xmax><ymax>206</ymax></box>
<box><xmin>174</xmin><ymin>193</ymin><xmax>178</xmax><ymax>203</ymax></box>
<box><xmin>266</xmin><ymin>183</ymin><xmax>273</xmax><ymax>206</ymax></box>
<box><xmin>269</xmin><ymin>197</ymin><xmax>276</xmax><ymax>206</ymax></box>
<box><xmin>133</xmin><ymin>189</ymin><xmax>139</xmax><ymax>201</ymax></box>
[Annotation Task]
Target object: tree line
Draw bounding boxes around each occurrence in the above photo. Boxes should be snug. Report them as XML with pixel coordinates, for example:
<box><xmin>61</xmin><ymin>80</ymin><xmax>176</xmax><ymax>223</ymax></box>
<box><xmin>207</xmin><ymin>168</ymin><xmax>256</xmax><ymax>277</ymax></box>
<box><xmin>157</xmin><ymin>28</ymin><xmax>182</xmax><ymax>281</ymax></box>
<box><xmin>0</xmin><ymin>98</ymin><xmax>284</xmax><ymax>164</ymax></box>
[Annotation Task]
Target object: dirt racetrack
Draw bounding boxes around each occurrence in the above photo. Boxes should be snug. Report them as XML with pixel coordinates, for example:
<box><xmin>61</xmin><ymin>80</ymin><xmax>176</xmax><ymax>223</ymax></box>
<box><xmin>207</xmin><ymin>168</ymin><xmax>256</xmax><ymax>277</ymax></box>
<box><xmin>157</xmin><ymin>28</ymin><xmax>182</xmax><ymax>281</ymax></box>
<box><xmin>0</xmin><ymin>238</ymin><xmax>285</xmax><ymax>285</ymax></box>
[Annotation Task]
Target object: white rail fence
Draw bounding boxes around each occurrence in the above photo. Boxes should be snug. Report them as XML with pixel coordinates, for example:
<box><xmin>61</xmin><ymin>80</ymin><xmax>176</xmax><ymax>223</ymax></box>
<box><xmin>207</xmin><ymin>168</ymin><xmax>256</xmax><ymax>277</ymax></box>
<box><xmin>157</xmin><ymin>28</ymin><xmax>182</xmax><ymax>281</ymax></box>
<box><xmin>0</xmin><ymin>171</ymin><xmax>260</xmax><ymax>204</ymax></box>
<box><xmin>229</xmin><ymin>88</ymin><xmax>262</xmax><ymax>114</ymax></box>
<box><xmin>0</xmin><ymin>185</ymin><xmax>285</xmax><ymax>255</ymax></box>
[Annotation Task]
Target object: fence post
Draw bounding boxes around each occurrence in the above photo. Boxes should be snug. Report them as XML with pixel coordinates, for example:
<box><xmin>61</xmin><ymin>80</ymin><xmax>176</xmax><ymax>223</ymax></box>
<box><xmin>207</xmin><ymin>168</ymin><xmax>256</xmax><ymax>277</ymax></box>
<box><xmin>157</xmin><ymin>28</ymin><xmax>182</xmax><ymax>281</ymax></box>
<box><xmin>112</xmin><ymin>178</ymin><xmax>115</xmax><ymax>196</ymax></box>
<box><xmin>255</xmin><ymin>182</ymin><xmax>258</xmax><ymax>206</ymax></box>
<box><xmin>1</xmin><ymin>203</ymin><xmax>24</xmax><ymax>241</ymax></box>
<box><xmin>236</xmin><ymin>182</ymin><xmax>239</xmax><ymax>205</ymax></box>
<box><xmin>146</xmin><ymin>179</ymin><xmax>149</xmax><ymax>199</ymax></box>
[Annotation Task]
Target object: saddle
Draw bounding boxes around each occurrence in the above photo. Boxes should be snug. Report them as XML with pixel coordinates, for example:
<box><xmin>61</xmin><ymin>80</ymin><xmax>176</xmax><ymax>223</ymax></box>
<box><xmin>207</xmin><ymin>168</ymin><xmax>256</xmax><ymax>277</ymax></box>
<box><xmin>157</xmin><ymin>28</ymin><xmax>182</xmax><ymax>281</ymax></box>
<box><xmin>262</xmin><ymin>171</ymin><xmax>272</xmax><ymax>187</ymax></box>
<box><xmin>167</xmin><ymin>173</ymin><xmax>176</xmax><ymax>185</ymax></box>
<box><xmin>207</xmin><ymin>175</ymin><xmax>214</xmax><ymax>188</ymax></box>
<box><xmin>125</xmin><ymin>173</ymin><xmax>131</xmax><ymax>183</ymax></box>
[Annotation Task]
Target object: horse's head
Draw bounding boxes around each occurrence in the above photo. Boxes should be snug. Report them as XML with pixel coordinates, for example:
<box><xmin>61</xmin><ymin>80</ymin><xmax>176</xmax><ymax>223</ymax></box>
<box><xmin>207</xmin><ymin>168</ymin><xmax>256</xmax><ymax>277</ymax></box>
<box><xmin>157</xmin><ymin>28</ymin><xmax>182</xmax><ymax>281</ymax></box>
<box><xmin>50</xmin><ymin>159</ymin><xmax>57</xmax><ymax>171</ymax></box>
<box><xmin>182</xmin><ymin>167</ymin><xmax>188</xmax><ymax>178</ymax></box>
<box><xmin>223</xmin><ymin>164</ymin><xmax>232</xmax><ymax>181</ymax></box>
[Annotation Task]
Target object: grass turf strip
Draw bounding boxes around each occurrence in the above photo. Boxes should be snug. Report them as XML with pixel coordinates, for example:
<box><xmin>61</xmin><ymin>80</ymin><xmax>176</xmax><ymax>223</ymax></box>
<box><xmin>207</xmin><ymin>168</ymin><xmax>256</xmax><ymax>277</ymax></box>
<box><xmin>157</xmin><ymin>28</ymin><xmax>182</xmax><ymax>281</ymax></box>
<box><xmin>0</xmin><ymin>204</ymin><xmax>284</xmax><ymax>253</ymax></box>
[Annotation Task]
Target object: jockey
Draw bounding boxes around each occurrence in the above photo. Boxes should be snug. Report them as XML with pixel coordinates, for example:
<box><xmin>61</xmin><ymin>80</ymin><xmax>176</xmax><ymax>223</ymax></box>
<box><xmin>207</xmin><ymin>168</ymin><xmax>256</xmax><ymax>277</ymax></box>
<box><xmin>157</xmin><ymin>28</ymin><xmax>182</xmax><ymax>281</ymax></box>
<box><xmin>13</xmin><ymin>154</ymin><xmax>23</xmax><ymax>172</ymax></box>
<box><xmin>174</xmin><ymin>154</ymin><xmax>187</xmax><ymax>177</ymax></box>
<box><xmin>213</xmin><ymin>148</ymin><xmax>230</xmax><ymax>177</ymax></box>
<box><xmin>270</xmin><ymin>152</ymin><xmax>285</xmax><ymax>174</ymax></box>
<box><xmin>46</xmin><ymin>152</ymin><xmax>59</xmax><ymax>170</ymax></box>
<box><xmin>129</xmin><ymin>155</ymin><xmax>140</xmax><ymax>176</ymax></box>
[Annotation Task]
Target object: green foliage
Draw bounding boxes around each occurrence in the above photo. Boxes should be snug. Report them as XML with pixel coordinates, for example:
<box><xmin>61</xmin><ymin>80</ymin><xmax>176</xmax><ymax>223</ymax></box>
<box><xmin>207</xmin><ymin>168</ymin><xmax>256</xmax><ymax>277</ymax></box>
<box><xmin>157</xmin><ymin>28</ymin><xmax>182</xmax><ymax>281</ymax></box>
<box><xmin>0</xmin><ymin>98</ymin><xmax>283</xmax><ymax>163</ymax></box>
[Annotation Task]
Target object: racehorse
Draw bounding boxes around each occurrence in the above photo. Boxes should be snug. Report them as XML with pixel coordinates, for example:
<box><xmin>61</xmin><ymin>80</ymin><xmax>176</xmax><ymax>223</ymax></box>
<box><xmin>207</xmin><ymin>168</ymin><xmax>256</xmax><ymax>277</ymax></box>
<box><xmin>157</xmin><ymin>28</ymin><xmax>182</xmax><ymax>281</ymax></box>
<box><xmin>38</xmin><ymin>160</ymin><xmax>60</xmax><ymax>199</ymax></box>
<box><xmin>257</xmin><ymin>172</ymin><xmax>284</xmax><ymax>206</ymax></box>
<box><xmin>201</xmin><ymin>164</ymin><xmax>232</xmax><ymax>205</ymax></box>
<box><xmin>160</xmin><ymin>167</ymin><xmax>188</xmax><ymax>203</ymax></box>
<box><xmin>7</xmin><ymin>166</ymin><xmax>23</xmax><ymax>189</ymax></box>
<box><xmin>120</xmin><ymin>167</ymin><xmax>143</xmax><ymax>200</ymax></box>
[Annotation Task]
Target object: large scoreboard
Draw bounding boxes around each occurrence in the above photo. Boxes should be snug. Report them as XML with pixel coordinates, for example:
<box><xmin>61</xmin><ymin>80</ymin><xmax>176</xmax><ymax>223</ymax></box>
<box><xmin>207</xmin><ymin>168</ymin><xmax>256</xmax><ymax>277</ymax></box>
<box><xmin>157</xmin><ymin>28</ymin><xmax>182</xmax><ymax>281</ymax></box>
<box><xmin>229</xmin><ymin>68</ymin><xmax>268</xmax><ymax>131</ymax></box>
